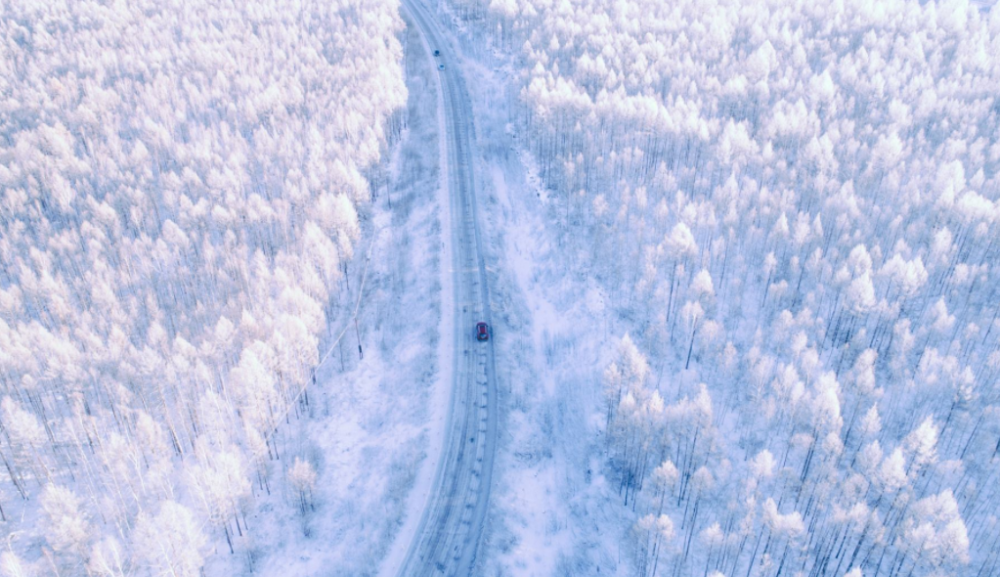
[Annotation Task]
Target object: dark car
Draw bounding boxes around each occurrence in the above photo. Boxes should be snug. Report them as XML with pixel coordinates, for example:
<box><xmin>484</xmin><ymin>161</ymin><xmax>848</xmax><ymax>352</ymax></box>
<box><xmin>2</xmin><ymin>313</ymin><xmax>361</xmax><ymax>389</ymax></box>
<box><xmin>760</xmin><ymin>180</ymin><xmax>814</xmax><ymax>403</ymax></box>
<box><xmin>475</xmin><ymin>322</ymin><xmax>490</xmax><ymax>341</ymax></box>
<box><xmin>433</xmin><ymin>49</ymin><xmax>440</xmax><ymax>57</ymax></box>
<box><xmin>438</xmin><ymin>63</ymin><xmax>445</xmax><ymax>70</ymax></box>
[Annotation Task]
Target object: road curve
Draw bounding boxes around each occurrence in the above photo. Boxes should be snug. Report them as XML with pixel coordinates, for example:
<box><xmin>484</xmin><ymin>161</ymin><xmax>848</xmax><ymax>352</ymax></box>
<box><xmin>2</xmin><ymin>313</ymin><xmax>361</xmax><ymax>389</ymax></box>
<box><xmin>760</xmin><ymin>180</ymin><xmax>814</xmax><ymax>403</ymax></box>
<box><xmin>396</xmin><ymin>1</ymin><xmax>498</xmax><ymax>576</ymax></box>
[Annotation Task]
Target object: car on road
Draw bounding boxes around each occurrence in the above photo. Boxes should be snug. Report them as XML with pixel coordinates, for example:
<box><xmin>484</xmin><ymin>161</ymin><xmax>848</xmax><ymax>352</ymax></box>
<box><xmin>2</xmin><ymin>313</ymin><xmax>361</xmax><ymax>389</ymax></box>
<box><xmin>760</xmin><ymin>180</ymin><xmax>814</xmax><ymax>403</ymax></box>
<box><xmin>433</xmin><ymin>49</ymin><xmax>440</xmax><ymax>56</ymax></box>
<box><xmin>438</xmin><ymin>63</ymin><xmax>445</xmax><ymax>70</ymax></box>
<box><xmin>475</xmin><ymin>322</ymin><xmax>490</xmax><ymax>341</ymax></box>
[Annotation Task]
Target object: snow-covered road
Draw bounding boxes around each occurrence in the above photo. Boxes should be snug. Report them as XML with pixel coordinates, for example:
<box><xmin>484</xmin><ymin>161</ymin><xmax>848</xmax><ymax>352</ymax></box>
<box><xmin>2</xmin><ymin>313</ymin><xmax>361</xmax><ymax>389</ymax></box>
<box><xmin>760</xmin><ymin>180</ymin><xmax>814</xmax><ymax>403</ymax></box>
<box><xmin>393</xmin><ymin>1</ymin><xmax>499</xmax><ymax>575</ymax></box>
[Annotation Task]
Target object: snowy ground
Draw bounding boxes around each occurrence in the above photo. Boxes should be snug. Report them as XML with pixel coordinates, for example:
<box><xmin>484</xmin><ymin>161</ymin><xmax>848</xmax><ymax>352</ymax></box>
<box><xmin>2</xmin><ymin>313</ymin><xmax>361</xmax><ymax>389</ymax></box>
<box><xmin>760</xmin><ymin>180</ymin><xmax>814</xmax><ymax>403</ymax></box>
<box><xmin>212</xmin><ymin>20</ymin><xmax>451</xmax><ymax>577</ymax></box>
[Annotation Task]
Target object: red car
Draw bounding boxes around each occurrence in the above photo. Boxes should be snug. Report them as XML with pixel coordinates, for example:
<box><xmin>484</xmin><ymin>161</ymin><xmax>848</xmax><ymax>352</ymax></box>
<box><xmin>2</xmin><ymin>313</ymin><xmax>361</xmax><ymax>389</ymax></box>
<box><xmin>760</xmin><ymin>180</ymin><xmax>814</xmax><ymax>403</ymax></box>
<box><xmin>475</xmin><ymin>322</ymin><xmax>490</xmax><ymax>341</ymax></box>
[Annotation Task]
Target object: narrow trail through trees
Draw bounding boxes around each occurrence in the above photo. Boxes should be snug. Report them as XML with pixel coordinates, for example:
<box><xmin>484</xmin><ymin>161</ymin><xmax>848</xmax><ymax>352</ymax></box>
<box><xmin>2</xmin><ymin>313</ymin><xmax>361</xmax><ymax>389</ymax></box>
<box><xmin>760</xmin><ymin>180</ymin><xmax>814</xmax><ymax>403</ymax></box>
<box><xmin>395</xmin><ymin>1</ymin><xmax>499</xmax><ymax>575</ymax></box>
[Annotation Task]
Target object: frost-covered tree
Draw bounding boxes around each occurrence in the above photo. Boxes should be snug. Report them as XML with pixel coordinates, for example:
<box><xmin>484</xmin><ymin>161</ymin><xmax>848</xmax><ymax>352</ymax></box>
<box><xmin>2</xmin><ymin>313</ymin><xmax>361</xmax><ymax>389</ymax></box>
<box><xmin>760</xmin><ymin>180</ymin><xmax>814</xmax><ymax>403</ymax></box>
<box><xmin>40</xmin><ymin>485</ymin><xmax>90</xmax><ymax>560</ymax></box>
<box><xmin>288</xmin><ymin>457</ymin><xmax>318</xmax><ymax>517</ymax></box>
<box><xmin>132</xmin><ymin>501</ymin><xmax>206</xmax><ymax>577</ymax></box>
<box><xmin>88</xmin><ymin>537</ymin><xmax>128</xmax><ymax>577</ymax></box>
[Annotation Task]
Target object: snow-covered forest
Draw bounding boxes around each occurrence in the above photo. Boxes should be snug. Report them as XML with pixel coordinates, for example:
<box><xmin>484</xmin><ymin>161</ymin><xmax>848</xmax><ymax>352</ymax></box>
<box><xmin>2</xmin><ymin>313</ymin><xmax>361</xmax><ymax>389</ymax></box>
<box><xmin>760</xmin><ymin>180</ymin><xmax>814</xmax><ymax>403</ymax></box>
<box><xmin>449</xmin><ymin>0</ymin><xmax>1000</xmax><ymax>574</ymax></box>
<box><xmin>4</xmin><ymin>0</ymin><xmax>1000</xmax><ymax>574</ymax></box>
<box><xmin>0</xmin><ymin>0</ymin><xmax>405</xmax><ymax>574</ymax></box>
